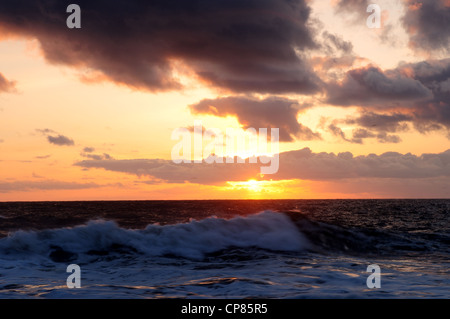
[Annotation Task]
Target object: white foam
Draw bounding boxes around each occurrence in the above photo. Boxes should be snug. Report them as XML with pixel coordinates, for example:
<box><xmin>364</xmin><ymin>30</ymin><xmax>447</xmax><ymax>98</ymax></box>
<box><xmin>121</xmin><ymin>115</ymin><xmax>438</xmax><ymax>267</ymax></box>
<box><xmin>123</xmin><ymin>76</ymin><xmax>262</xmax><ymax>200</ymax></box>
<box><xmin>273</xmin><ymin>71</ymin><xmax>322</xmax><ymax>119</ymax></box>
<box><xmin>0</xmin><ymin>211</ymin><xmax>309</xmax><ymax>260</ymax></box>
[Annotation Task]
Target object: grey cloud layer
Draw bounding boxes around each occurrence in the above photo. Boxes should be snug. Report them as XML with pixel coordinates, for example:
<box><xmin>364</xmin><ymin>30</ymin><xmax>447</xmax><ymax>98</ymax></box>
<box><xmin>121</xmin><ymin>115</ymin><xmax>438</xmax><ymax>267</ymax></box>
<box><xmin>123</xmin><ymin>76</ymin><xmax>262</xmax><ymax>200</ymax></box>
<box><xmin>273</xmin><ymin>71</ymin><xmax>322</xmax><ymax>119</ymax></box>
<box><xmin>75</xmin><ymin>148</ymin><xmax>450</xmax><ymax>184</ymax></box>
<box><xmin>0</xmin><ymin>0</ymin><xmax>320</xmax><ymax>94</ymax></box>
<box><xmin>75</xmin><ymin>158</ymin><xmax>261</xmax><ymax>185</ymax></box>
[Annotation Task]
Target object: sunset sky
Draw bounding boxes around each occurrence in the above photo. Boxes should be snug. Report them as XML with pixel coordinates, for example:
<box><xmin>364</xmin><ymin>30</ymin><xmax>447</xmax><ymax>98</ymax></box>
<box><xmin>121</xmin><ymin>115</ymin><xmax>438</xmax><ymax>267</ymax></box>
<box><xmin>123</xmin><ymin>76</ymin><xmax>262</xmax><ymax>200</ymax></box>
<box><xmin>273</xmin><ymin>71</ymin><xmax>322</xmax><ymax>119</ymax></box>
<box><xmin>0</xmin><ymin>0</ymin><xmax>449</xmax><ymax>200</ymax></box>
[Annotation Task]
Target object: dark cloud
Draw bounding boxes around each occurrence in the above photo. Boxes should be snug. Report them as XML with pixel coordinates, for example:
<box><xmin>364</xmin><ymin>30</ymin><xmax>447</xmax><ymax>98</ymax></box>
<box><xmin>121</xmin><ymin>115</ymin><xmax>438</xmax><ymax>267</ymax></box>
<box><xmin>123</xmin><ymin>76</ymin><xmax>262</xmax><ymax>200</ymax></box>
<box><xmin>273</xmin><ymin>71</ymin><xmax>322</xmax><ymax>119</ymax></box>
<box><xmin>83</xmin><ymin>147</ymin><xmax>95</xmax><ymax>153</ymax></box>
<box><xmin>74</xmin><ymin>148</ymin><xmax>450</xmax><ymax>185</ymax></box>
<box><xmin>327</xmin><ymin>123</ymin><xmax>401</xmax><ymax>144</ymax></box>
<box><xmin>321</xmin><ymin>31</ymin><xmax>353</xmax><ymax>55</ymax></box>
<box><xmin>326</xmin><ymin>65</ymin><xmax>433</xmax><ymax>107</ymax></box>
<box><xmin>0</xmin><ymin>180</ymin><xmax>104</xmax><ymax>193</ymax></box>
<box><xmin>375</xmin><ymin>132</ymin><xmax>401</xmax><ymax>144</ymax></box>
<box><xmin>402</xmin><ymin>0</ymin><xmax>450</xmax><ymax>53</ymax></box>
<box><xmin>326</xmin><ymin>59</ymin><xmax>450</xmax><ymax>136</ymax></box>
<box><xmin>346</xmin><ymin>112</ymin><xmax>412</xmax><ymax>133</ymax></box>
<box><xmin>80</xmin><ymin>152</ymin><xmax>112</xmax><ymax>160</ymax></box>
<box><xmin>47</xmin><ymin>134</ymin><xmax>75</xmax><ymax>146</ymax></box>
<box><xmin>0</xmin><ymin>0</ymin><xmax>321</xmax><ymax>94</ymax></box>
<box><xmin>311</xmin><ymin>31</ymin><xmax>361</xmax><ymax>77</ymax></box>
<box><xmin>311</xmin><ymin>55</ymin><xmax>362</xmax><ymax>72</ymax></box>
<box><xmin>327</xmin><ymin>112</ymin><xmax>408</xmax><ymax>144</ymax></box>
<box><xmin>189</xmin><ymin>96</ymin><xmax>320</xmax><ymax>142</ymax></box>
<box><xmin>0</xmin><ymin>72</ymin><xmax>16</xmax><ymax>93</ymax></box>
<box><xmin>352</xmin><ymin>128</ymin><xmax>375</xmax><ymax>139</ymax></box>
<box><xmin>328</xmin><ymin>123</ymin><xmax>352</xmax><ymax>142</ymax></box>
<box><xmin>36</xmin><ymin>128</ymin><xmax>75</xmax><ymax>146</ymax></box>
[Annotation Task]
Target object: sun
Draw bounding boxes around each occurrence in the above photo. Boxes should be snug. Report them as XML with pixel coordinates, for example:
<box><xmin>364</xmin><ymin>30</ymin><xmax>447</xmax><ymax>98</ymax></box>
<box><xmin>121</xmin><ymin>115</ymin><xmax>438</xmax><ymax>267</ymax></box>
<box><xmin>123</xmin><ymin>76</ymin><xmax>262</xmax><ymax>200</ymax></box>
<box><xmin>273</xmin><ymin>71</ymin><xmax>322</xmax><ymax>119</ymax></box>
<box><xmin>226</xmin><ymin>179</ymin><xmax>268</xmax><ymax>193</ymax></box>
<box><xmin>245</xmin><ymin>179</ymin><xmax>262</xmax><ymax>192</ymax></box>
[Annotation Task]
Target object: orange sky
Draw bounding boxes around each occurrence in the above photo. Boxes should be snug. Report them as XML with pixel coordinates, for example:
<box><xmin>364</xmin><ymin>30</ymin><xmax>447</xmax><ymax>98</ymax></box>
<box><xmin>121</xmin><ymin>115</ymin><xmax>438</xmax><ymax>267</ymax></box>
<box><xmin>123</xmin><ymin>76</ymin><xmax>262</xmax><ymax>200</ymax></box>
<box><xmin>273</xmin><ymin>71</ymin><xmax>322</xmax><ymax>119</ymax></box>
<box><xmin>1</xmin><ymin>0</ymin><xmax>450</xmax><ymax>200</ymax></box>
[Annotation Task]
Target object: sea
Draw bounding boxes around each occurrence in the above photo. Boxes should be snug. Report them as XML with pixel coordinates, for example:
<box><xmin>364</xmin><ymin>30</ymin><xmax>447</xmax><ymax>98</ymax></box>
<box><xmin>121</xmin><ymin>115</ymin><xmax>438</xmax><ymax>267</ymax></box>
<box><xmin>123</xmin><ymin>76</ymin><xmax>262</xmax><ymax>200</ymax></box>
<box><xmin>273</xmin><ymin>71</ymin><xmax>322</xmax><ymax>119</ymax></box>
<box><xmin>0</xmin><ymin>199</ymin><xmax>448</xmax><ymax>299</ymax></box>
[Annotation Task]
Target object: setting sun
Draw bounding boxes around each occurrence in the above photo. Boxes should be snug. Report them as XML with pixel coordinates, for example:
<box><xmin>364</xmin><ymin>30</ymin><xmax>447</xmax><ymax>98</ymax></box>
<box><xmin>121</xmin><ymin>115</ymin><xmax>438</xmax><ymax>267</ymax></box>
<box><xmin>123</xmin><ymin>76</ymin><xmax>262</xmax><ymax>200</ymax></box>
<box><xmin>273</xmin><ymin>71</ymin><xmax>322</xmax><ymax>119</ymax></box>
<box><xmin>232</xmin><ymin>179</ymin><xmax>264</xmax><ymax>192</ymax></box>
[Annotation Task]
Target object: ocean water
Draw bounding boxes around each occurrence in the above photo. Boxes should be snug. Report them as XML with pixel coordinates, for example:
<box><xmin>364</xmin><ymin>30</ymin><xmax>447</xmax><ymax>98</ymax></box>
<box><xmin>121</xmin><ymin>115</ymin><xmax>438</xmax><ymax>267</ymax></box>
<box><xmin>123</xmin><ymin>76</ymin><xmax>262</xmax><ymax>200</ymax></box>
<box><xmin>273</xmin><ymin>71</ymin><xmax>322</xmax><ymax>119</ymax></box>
<box><xmin>0</xmin><ymin>200</ymin><xmax>448</xmax><ymax>298</ymax></box>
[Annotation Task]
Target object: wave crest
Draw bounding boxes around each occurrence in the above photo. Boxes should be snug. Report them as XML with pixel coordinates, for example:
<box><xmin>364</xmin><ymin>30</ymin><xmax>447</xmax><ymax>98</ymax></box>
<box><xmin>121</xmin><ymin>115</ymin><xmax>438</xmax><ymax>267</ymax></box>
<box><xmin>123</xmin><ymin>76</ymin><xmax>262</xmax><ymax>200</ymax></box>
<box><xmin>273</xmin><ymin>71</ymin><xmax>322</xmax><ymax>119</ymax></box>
<box><xmin>0</xmin><ymin>211</ymin><xmax>309</xmax><ymax>261</ymax></box>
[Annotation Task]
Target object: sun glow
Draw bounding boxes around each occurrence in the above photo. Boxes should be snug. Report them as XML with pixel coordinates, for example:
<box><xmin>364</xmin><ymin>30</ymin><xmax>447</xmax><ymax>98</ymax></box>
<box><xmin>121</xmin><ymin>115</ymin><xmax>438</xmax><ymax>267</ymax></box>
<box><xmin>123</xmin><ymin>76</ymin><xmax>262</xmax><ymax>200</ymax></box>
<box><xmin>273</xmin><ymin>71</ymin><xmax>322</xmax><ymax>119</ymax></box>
<box><xmin>232</xmin><ymin>179</ymin><xmax>263</xmax><ymax>192</ymax></box>
<box><xmin>225</xmin><ymin>179</ymin><xmax>294</xmax><ymax>195</ymax></box>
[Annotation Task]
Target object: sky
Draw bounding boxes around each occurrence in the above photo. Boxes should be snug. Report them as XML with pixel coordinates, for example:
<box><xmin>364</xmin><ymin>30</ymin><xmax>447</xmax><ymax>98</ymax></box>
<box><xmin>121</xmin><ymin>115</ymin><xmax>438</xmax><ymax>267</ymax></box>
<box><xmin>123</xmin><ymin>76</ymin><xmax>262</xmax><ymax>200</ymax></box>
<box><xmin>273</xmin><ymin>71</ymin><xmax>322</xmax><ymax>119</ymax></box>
<box><xmin>0</xmin><ymin>0</ymin><xmax>449</xmax><ymax>200</ymax></box>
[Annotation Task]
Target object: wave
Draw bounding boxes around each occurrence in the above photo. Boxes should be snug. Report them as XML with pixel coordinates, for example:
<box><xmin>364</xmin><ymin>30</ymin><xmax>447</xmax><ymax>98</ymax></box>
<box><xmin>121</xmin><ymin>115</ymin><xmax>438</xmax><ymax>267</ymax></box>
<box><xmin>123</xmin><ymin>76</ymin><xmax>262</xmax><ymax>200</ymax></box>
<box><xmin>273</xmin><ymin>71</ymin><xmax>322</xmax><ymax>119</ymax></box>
<box><xmin>0</xmin><ymin>211</ymin><xmax>310</xmax><ymax>262</ymax></box>
<box><xmin>284</xmin><ymin>211</ymin><xmax>445</xmax><ymax>256</ymax></box>
<box><xmin>0</xmin><ymin>210</ymin><xmax>442</xmax><ymax>263</ymax></box>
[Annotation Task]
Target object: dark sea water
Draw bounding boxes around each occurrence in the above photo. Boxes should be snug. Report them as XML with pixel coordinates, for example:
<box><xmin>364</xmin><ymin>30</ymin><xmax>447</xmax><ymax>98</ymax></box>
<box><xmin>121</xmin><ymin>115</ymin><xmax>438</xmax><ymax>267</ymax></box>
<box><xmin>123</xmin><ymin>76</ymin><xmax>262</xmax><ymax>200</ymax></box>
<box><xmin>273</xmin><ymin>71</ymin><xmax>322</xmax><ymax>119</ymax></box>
<box><xmin>0</xmin><ymin>200</ymin><xmax>448</xmax><ymax>298</ymax></box>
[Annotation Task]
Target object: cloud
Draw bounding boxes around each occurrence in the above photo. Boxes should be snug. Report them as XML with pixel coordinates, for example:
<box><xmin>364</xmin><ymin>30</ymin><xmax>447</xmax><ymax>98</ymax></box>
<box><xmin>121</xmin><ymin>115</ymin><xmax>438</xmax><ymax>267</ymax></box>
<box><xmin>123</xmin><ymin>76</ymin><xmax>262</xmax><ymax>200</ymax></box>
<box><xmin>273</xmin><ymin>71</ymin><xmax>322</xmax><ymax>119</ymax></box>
<box><xmin>0</xmin><ymin>139</ymin><xmax>4</xmax><ymax>143</ymax></box>
<box><xmin>326</xmin><ymin>65</ymin><xmax>433</xmax><ymax>107</ymax></box>
<box><xmin>80</xmin><ymin>152</ymin><xmax>112</xmax><ymax>160</ymax></box>
<box><xmin>189</xmin><ymin>96</ymin><xmax>320</xmax><ymax>142</ymax></box>
<box><xmin>36</xmin><ymin>129</ymin><xmax>75</xmax><ymax>146</ymax></box>
<box><xmin>271</xmin><ymin>148</ymin><xmax>450</xmax><ymax>180</ymax></box>
<box><xmin>328</xmin><ymin>123</ymin><xmax>351</xmax><ymax>142</ymax></box>
<box><xmin>310</xmin><ymin>30</ymin><xmax>366</xmax><ymax>78</ymax></box>
<box><xmin>0</xmin><ymin>0</ymin><xmax>321</xmax><ymax>94</ymax></box>
<box><xmin>402</xmin><ymin>0</ymin><xmax>450</xmax><ymax>53</ymax></box>
<box><xmin>80</xmin><ymin>147</ymin><xmax>113</xmax><ymax>160</ymax></box>
<box><xmin>35</xmin><ymin>154</ymin><xmax>51</xmax><ymax>159</ymax></box>
<box><xmin>326</xmin><ymin>59</ymin><xmax>450</xmax><ymax>136</ymax></box>
<box><xmin>346</xmin><ymin>112</ymin><xmax>412</xmax><ymax>133</ymax></box>
<box><xmin>333</xmin><ymin>0</ymin><xmax>368</xmax><ymax>17</ymax></box>
<box><xmin>0</xmin><ymin>72</ymin><xmax>16</xmax><ymax>93</ymax></box>
<box><xmin>0</xmin><ymin>180</ymin><xmax>104</xmax><ymax>193</ymax></box>
<box><xmin>334</xmin><ymin>0</ymin><xmax>450</xmax><ymax>53</ymax></box>
<box><xmin>47</xmin><ymin>134</ymin><xmax>75</xmax><ymax>146</ymax></box>
<box><xmin>375</xmin><ymin>132</ymin><xmax>402</xmax><ymax>143</ymax></box>
<box><xmin>83</xmin><ymin>147</ymin><xmax>95</xmax><ymax>153</ymax></box>
<box><xmin>327</xmin><ymin>122</ymin><xmax>401</xmax><ymax>144</ymax></box>
<box><xmin>74</xmin><ymin>148</ymin><xmax>450</xmax><ymax>185</ymax></box>
<box><xmin>75</xmin><ymin>158</ymin><xmax>261</xmax><ymax>185</ymax></box>
<box><xmin>351</xmin><ymin>128</ymin><xmax>375</xmax><ymax>139</ymax></box>
<box><xmin>321</xmin><ymin>31</ymin><xmax>353</xmax><ymax>55</ymax></box>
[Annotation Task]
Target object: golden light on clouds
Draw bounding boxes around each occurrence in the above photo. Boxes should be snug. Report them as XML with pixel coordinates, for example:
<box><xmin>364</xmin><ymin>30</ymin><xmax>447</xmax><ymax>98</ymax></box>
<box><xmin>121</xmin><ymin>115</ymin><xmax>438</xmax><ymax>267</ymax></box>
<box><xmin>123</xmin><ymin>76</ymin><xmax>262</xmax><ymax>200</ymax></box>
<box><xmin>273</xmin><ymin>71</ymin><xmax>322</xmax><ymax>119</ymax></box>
<box><xmin>1</xmin><ymin>0</ymin><xmax>450</xmax><ymax>200</ymax></box>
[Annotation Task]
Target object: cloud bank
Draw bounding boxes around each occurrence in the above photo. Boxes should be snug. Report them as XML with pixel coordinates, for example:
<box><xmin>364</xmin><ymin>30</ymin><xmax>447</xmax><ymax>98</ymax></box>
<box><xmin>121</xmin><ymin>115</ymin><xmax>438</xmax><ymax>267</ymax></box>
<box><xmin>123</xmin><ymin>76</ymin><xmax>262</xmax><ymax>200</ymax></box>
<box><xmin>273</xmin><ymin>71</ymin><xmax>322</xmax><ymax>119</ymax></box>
<box><xmin>0</xmin><ymin>0</ymin><xmax>321</xmax><ymax>94</ymax></box>
<box><xmin>75</xmin><ymin>148</ymin><xmax>450</xmax><ymax>185</ymax></box>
